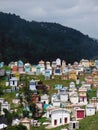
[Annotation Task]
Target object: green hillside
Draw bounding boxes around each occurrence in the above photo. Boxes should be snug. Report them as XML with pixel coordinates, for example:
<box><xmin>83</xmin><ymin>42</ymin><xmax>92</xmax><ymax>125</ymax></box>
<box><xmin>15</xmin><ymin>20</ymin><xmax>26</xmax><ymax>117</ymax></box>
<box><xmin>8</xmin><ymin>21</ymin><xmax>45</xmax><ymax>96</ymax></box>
<box><xmin>0</xmin><ymin>12</ymin><xmax>98</xmax><ymax>64</ymax></box>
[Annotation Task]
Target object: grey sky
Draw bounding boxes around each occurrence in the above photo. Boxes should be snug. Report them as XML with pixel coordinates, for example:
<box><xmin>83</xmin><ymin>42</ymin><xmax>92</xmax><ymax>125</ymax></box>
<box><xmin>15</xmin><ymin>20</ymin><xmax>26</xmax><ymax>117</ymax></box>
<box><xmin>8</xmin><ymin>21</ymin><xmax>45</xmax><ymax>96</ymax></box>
<box><xmin>0</xmin><ymin>0</ymin><xmax>98</xmax><ymax>38</ymax></box>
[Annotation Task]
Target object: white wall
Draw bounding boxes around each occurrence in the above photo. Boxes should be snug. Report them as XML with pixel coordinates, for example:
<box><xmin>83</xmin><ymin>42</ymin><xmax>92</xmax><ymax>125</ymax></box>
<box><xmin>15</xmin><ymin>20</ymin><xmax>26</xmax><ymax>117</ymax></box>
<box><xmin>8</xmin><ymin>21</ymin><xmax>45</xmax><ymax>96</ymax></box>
<box><xmin>41</xmin><ymin>99</ymin><xmax>49</xmax><ymax>104</ymax></box>
<box><xmin>86</xmin><ymin>107</ymin><xmax>95</xmax><ymax>116</ymax></box>
<box><xmin>6</xmin><ymin>81</ymin><xmax>9</xmax><ymax>86</ymax></box>
<box><xmin>51</xmin><ymin>109</ymin><xmax>70</xmax><ymax>126</ymax></box>
<box><xmin>1</xmin><ymin>103</ymin><xmax>10</xmax><ymax>115</ymax></box>
<box><xmin>52</xmin><ymin>100</ymin><xmax>60</xmax><ymax>107</ymax></box>
<box><xmin>96</xmin><ymin>103</ymin><xmax>98</xmax><ymax>111</ymax></box>
<box><xmin>70</xmin><ymin>97</ymin><xmax>79</xmax><ymax>104</ymax></box>
<box><xmin>60</xmin><ymin>94</ymin><xmax>68</xmax><ymax>102</ymax></box>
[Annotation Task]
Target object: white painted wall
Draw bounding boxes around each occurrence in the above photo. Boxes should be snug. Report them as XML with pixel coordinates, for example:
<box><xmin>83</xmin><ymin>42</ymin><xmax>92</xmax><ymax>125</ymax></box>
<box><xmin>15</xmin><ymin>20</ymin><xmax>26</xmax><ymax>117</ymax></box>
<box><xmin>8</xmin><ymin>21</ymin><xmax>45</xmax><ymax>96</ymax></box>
<box><xmin>1</xmin><ymin>102</ymin><xmax>10</xmax><ymax>115</ymax></box>
<box><xmin>10</xmin><ymin>77</ymin><xmax>18</xmax><ymax>87</ymax></box>
<box><xmin>96</xmin><ymin>103</ymin><xmax>98</xmax><ymax>111</ymax></box>
<box><xmin>41</xmin><ymin>94</ymin><xmax>49</xmax><ymax>104</ymax></box>
<box><xmin>70</xmin><ymin>96</ymin><xmax>79</xmax><ymax>104</ymax></box>
<box><xmin>86</xmin><ymin>105</ymin><xmax>95</xmax><ymax>116</ymax></box>
<box><xmin>60</xmin><ymin>94</ymin><xmax>68</xmax><ymax>102</ymax></box>
<box><xmin>51</xmin><ymin>109</ymin><xmax>70</xmax><ymax>126</ymax></box>
<box><xmin>52</xmin><ymin>100</ymin><xmax>60</xmax><ymax>107</ymax></box>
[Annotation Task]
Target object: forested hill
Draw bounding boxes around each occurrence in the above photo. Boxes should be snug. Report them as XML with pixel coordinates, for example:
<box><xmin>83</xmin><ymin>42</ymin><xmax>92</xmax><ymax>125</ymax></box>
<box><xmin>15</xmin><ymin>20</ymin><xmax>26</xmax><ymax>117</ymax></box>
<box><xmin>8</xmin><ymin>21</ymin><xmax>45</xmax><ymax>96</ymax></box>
<box><xmin>0</xmin><ymin>12</ymin><xmax>98</xmax><ymax>64</ymax></box>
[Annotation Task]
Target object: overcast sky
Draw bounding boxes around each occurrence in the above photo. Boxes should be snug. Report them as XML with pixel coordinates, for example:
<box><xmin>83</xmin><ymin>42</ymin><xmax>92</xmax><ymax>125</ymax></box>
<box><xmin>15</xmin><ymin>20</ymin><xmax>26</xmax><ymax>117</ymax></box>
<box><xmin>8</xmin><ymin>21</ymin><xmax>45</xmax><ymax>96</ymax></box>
<box><xmin>0</xmin><ymin>0</ymin><xmax>98</xmax><ymax>38</ymax></box>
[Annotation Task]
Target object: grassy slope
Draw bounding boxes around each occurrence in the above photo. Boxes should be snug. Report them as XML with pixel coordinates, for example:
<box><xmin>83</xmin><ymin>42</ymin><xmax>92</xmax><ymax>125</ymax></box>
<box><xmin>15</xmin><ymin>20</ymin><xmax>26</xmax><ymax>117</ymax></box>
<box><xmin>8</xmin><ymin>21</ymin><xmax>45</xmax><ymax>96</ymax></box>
<box><xmin>0</xmin><ymin>74</ymin><xmax>98</xmax><ymax>130</ymax></box>
<box><xmin>79</xmin><ymin>112</ymin><xmax>98</xmax><ymax>130</ymax></box>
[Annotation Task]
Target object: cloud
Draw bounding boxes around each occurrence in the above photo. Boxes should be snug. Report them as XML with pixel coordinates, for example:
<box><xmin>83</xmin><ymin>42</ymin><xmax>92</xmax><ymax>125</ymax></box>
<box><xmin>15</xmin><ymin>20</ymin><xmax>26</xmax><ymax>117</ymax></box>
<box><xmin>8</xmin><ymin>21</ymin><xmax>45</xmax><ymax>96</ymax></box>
<box><xmin>0</xmin><ymin>0</ymin><xmax>98</xmax><ymax>38</ymax></box>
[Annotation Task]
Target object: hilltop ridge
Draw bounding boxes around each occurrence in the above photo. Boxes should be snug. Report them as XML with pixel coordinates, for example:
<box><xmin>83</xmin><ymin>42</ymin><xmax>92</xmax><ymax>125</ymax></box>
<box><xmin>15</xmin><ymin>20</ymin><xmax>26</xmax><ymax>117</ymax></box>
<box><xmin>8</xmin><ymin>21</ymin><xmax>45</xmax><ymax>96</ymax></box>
<box><xmin>0</xmin><ymin>12</ymin><xmax>98</xmax><ymax>64</ymax></box>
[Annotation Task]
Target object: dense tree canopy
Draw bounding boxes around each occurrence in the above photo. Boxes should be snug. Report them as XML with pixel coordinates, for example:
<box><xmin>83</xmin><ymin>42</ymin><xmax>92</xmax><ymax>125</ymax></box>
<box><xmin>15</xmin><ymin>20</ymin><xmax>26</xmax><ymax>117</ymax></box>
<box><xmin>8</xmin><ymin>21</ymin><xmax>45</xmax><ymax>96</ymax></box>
<box><xmin>0</xmin><ymin>12</ymin><xmax>98</xmax><ymax>64</ymax></box>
